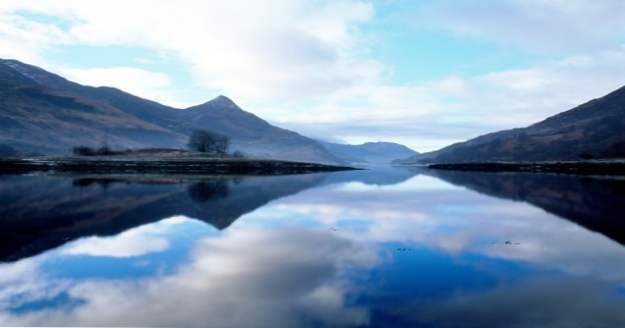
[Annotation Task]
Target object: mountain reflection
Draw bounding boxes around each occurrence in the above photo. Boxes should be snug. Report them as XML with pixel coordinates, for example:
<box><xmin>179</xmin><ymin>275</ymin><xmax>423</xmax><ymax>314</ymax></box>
<box><xmin>187</xmin><ymin>181</ymin><xmax>229</xmax><ymax>202</ymax></box>
<box><xmin>423</xmin><ymin>169</ymin><xmax>625</xmax><ymax>246</ymax></box>
<box><xmin>0</xmin><ymin>169</ymin><xmax>418</xmax><ymax>263</ymax></box>
<box><xmin>0</xmin><ymin>174</ymin><xmax>325</xmax><ymax>262</ymax></box>
<box><xmin>1</xmin><ymin>169</ymin><xmax>625</xmax><ymax>327</ymax></box>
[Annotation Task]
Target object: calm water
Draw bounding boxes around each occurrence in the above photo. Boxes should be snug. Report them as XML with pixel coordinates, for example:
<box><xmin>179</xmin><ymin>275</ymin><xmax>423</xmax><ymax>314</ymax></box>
<box><xmin>1</xmin><ymin>168</ymin><xmax>625</xmax><ymax>327</ymax></box>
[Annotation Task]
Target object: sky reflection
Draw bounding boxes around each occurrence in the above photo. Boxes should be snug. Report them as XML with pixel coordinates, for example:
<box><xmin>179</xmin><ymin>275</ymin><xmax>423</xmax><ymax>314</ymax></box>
<box><xmin>0</xmin><ymin>170</ymin><xmax>624</xmax><ymax>327</ymax></box>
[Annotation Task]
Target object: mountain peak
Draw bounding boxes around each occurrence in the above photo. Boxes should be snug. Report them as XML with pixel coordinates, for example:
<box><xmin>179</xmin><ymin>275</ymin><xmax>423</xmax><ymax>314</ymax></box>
<box><xmin>214</xmin><ymin>94</ymin><xmax>232</xmax><ymax>101</ymax></box>
<box><xmin>209</xmin><ymin>95</ymin><xmax>238</xmax><ymax>107</ymax></box>
<box><xmin>186</xmin><ymin>95</ymin><xmax>242</xmax><ymax>112</ymax></box>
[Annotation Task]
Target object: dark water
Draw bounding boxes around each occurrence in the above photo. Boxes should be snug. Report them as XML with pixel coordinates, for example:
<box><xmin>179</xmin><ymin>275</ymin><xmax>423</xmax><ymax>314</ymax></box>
<box><xmin>1</xmin><ymin>168</ymin><xmax>625</xmax><ymax>327</ymax></box>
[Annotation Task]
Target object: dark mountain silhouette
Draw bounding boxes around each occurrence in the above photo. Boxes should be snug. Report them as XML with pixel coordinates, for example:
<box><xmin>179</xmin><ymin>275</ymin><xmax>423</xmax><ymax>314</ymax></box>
<box><xmin>321</xmin><ymin>141</ymin><xmax>418</xmax><ymax>164</ymax></box>
<box><xmin>422</xmin><ymin>169</ymin><xmax>625</xmax><ymax>246</ymax></box>
<box><xmin>0</xmin><ymin>174</ymin><xmax>325</xmax><ymax>262</ymax></box>
<box><xmin>395</xmin><ymin>85</ymin><xmax>625</xmax><ymax>164</ymax></box>
<box><xmin>0</xmin><ymin>169</ymin><xmax>419</xmax><ymax>263</ymax></box>
<box><xmin>0</xmin><ymin>59</ymin><xmax>342</xmax><ymax>164</ymax></box>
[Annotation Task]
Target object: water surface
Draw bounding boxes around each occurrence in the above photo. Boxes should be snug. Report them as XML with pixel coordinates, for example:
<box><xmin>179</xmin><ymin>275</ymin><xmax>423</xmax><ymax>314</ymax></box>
<box><xmin>1</xmin><ymin>169</ymin><xmax>625</xmax><ymax>327</ymax></box>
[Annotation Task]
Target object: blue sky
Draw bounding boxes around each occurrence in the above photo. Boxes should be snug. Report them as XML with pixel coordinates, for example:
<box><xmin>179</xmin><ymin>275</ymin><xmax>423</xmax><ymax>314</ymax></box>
<box><xmin>1</xmin><ymin>0</ymin><xmax>625</xmax><ymax>151</ymax></box>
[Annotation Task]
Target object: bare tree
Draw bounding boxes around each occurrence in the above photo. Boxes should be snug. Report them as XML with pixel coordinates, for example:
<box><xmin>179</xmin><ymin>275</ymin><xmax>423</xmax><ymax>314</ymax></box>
<box><xmin>188</xmin><ymin>130</ymin><xmax>229</xmax><ymax>154</ymax></box>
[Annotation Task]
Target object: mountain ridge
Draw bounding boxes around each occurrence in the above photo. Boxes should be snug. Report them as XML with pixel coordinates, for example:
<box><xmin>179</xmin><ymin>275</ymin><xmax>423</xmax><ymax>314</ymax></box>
<box><xmin>395</xmin><ymin>84</ymin><xmax>625</xmax><ymax>164</ymax></box>
<box><xmin>0</xmin><ymin>59</ymin><xmax>346</xmax><ymax>164</ymax></box>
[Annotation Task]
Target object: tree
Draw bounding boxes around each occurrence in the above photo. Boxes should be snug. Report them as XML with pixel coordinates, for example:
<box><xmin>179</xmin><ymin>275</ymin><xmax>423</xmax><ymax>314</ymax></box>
<box><xmin>579</xmin><ymin>152</ymin><xmax>594</xmax><ymax>160</ymax></box>
<box><xmin>73</xmin><ymin>146</ymin><xmax>95</xmax><ymax>156</ymax></box>
<box><xmin>72</xmin><ymin>145</ymin><xmax>117</xmax><ymax>156</ymax></box>
<box><xmin>187</xmin><ymin>181</ymin><xmax>229</xmax><ymax>203</ymax></box>
<box><xmin>188</xmin><ymin>130</ymin><xmax>229</xmax><ymax>154</ymax></box>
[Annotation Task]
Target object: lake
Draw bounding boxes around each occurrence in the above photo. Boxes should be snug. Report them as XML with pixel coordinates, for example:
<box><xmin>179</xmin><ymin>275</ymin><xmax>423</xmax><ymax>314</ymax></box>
<box><xmin>1</xmin><ymin>168</ymin><xmax>625</xmax><ymax>327</ymax></box>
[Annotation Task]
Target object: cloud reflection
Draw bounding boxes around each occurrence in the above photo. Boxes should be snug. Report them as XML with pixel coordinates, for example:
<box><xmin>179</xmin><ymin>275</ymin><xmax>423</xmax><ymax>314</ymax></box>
<box><xmin>0</xmin><ymin>220</ymin><xmax>377</xmax><ymax>327</ymax></box>
<box><xmin>273</xmin><ymin>174</ymin><xmax>625</xmax><ymax>283</ymax></box>
<box><xmin>61</xmin><ymin>217</ymin><xmax>187</xmax><ymax>258</ymax></box>
<box><xmin>1</xmin><ymin>170</ymin><xmax>625</xmax><ymax>327</ymax></box>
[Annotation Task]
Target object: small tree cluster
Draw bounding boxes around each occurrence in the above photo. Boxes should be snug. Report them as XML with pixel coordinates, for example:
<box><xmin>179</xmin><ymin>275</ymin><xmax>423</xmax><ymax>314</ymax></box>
<box><xmin>579</xmin><ymin>152</ymin><xmax>594</xmax><ymax>160</ymax></box>
<box><xmin>72</xmin><ymin>145</ymin><xmax>118</xmax><ymax>156</ymax></box>
<box><xmin>188</xmin><ymin>130</ymin><xmax>229</xmax><ymax>154</ymax></box>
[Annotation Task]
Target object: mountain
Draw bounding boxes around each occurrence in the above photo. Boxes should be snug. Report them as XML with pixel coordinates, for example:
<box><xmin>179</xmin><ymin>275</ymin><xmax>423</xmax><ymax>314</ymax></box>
<box><xmin>180</xmin><ymin>97</ymin><xmax>343</xmax><ymax>164</ymax></box>
<box><xmin>395</xmin><ymin>85</ymin><xmax>625</xmax><ymax>164</ymax></box>
<box><xmin>321</xmin><ymin>141</ymin><xmax>418</xmax><ymax>164</ymax></box>
<box><xmin>0</xmin><ymin>59</ymin><xmax>342</xmax><ymax>164</ymax></box>
<box><xmin>0</xmin><ymin>60</ymin><xmax>183</xmax><ymax>154</ymax></box>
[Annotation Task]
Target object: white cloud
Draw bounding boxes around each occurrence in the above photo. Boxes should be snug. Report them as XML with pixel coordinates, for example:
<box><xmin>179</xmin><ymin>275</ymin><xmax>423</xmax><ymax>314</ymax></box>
<box><xmin>0</xmin><ymin>0</ymin><xmax>378</xmax><ymax>102</ymax></box>
<box><xmin>287</xmin><ymin>46</ymin><xmax>625</xmax><ymax>151</ymax></box>
<box><xmin>472</xmin><ymin>47</ymin><xmax>625</xmax><ymax>122</ymax></box>
<box><xmin>0</xmin><ymin>11</ymin><xmax>69</xmax><ymax>64</ymax></box>
<box><xmin>60</xmin><ymin>67</ymin><xmax>192</xmax><ymax>107</ymax></box>
<box><xmin>414</xmin><ymin>0</ymin><xmax>625</xmax><ymax>53</ymax></box>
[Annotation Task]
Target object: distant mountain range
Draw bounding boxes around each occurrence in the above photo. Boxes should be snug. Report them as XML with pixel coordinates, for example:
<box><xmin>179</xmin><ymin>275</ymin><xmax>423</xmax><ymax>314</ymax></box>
<box><xmin>321</xmin><ymin>141</ymin><xmax>418</xmax><ymax>165</ymax></box>
<box><xmin>395</xmin><ymin>85</ymin><xmax>625</xmax><ymax>164</ymax></box>
<box><xmin>0</xmin><ymin>59</ymin><xmax>415</xmax><ymax>164</ymax></box>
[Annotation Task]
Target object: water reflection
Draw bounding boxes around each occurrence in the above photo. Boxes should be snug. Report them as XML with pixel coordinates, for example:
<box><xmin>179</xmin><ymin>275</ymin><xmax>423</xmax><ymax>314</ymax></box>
<box><xmin>0</xmin><ymin>174</ymin><xmax>326</xmax><ymax>262</ymax></box>
<box><xmin>0</xmin><ymin>169</ymin><xmax>625</xmax><ymax>327</ymax></box>
<box><xmin>424</xmin><ymin>169</ymin><xmax>625</xmax><ymax>246</ymax></box>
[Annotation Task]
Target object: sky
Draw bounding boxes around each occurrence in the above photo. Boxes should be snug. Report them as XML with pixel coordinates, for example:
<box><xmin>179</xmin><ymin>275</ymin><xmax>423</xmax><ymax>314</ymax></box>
<box><xmin>1</xmin><ymin>0</ymin><xmax>625</xmax><ymax>151</ymax></box>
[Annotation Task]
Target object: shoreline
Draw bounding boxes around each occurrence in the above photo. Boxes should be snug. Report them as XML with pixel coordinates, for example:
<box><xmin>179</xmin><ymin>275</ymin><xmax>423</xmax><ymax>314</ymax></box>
<box><xmin>427</xmin><ymin>161</ymin><xmax>625</xmax><ymax>176</ymax></box>
<box><xmin>0</xmin><ymin>157</ymin><xmax>357</xmax><ymax>175</ymax></box>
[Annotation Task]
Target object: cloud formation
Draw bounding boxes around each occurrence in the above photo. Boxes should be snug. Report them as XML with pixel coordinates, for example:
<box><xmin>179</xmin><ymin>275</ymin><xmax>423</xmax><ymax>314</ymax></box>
<box><xmin>413</xmin><ymin>0</ymin><xmax>625</xmax><ymax>53</ymax></box>
<box><xmin>0</xmin><ymin>0</ymin><xmax>377</xmax><ymax>101</ymax></box>
<box><xmin>60</xmin><ymin>67</ymin><xmax>187</xmax><ymax>107</ymax></box>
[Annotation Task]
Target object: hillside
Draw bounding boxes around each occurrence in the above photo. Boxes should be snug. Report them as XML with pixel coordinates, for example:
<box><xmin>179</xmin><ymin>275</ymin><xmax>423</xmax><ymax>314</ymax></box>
<box><xmin>0</xmin><ymin>59</ymin><xmax>342</xmax><ymax>164</ymax></box>
<box><xmin>0</xmin><ymin>60</ymin><xmax>182</xmax><ymax>154</ymax></box>
<box><xmin>395</xmin><ymin>85</ymin><xmax>625</xmax><ymax>164</ymax></box>
<box><xmin>181</xmin><ymin>97</ymin><xmax>343</xmax><ymax>164</ymax></box>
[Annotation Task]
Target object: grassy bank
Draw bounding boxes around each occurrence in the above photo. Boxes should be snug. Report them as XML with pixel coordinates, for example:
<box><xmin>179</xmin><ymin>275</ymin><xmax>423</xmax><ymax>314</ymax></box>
<box><xmin>0</xmin><ymin>156</ymin><xmax>356</xmax><ymax>175</ymax></box>
<box><xmin>428</xmin><ymin>161</ymin><xmax>625</xmax><ymax>175</ymax></box>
